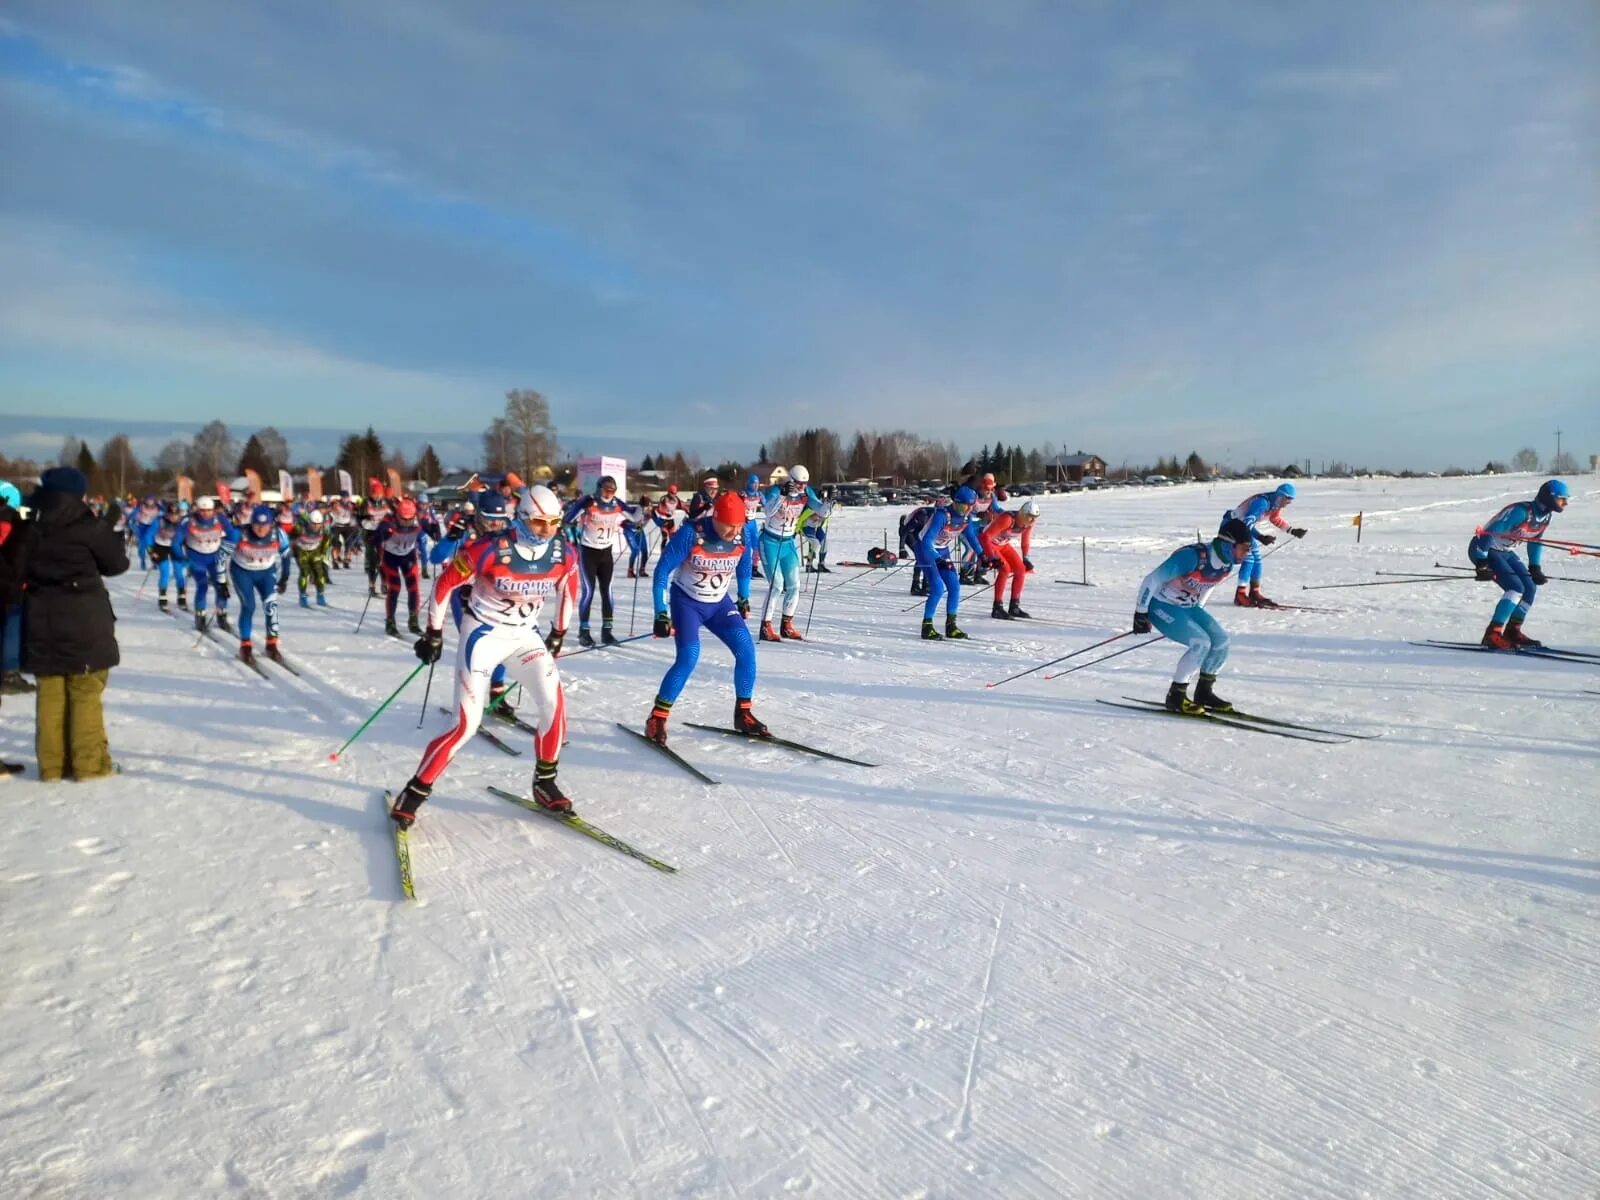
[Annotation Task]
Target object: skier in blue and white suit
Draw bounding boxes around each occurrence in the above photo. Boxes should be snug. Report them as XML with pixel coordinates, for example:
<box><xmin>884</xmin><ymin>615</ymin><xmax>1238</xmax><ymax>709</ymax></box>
<box><xmin>225</xmin><ymin>505</ymin><xmax>291</xmax><ymax>663</ymax></box>
<box><xmin>641</xmin><ymin>491</ymin><xmax>766</xmax><ymax>748</ymax></box>
<box><xmin>757</xmin><ymin>465</ymin><xmax>828</xmax><ymax>642</ymax></box>
<box><xmin>915</xmin><ymin>486</ymin><xmax>984</xmax><ymax>640</ymax></box>
<box><xmin>1468</xmin><ymin>478</ymin><xmax>1568</xmax><ymax>649</ymax></box>
<box><xmin>1221</xmin><ymin>482</ymin><xmax>1304</xmax><ymax>607</ymax></box>
<box><xmin>176</xmin><ymin>497</ymin><xmax>234</xmax><ymax>632</ymax></box>
<box><xmin>1134</xmin><ymin>518</ymin><xmax>1253</xmax><ymax>713</ymax></box>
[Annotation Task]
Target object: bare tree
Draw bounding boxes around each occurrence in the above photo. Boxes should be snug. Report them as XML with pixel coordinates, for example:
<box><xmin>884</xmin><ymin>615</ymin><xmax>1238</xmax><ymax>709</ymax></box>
<box><xmin>493</xmin><ymin>389</ymin><xmax>557</xmax><ymax>479</ymax></box>
<box><xmin>192</xmin><ymin>421</ymin><xmax>239</xmax><ymax>484</ymax></box>
<box><xmin>1511</xmin><ymin>447</ymin><xmax>1541</xmax><ymax>472</ymax></box>
<box><xmin>1551</xmin><ymin>450</ymin><xmax>1579</xmax><ymax>473</ymax></box>
<box><xmin>98</xmin><ymin>434</ymin><xmax>141</xmax><ymax>497</ymax></box>
<box><xmin>251</xmin><ymin>427</ymin><xmax>290</xmax><ymax>474</ymax></box>
<box><xmin>156</xmin><ymin>439</ymin><xmax>192</xmax><ymax>477</ymax></box>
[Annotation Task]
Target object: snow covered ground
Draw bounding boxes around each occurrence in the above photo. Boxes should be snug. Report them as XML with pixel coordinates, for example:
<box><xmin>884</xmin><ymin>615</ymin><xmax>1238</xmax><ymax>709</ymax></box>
<box><xmin>1</xmin><ymin>474</ymin><xmax>1596</xmax><ymax>1199</ymax></box>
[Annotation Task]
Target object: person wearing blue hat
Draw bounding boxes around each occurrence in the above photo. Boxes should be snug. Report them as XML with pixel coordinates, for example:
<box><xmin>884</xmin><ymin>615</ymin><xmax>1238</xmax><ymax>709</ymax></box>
<box><xmin>1220</xmin><ymin>481</ymin><xmax>1306</xmax><ymax>608</ymax></box>
<box><xmin>915</xmin><ymin>485</ymin><xmax>985</xmax><ymax>640</ymax></box>
<box><xmin>0</xmin><ymin>480</ymin><xmax>29</xmax><ymax>696</ymax></box>
<box><xmin>20</xmin><ymin>466</ymin><xmax>129</xmax><ymax>780</ymax></box>
<box><xmin>1469</xmin><ymin>479</ymin><xmax>1569</xmax><ymax>649</ymax></box>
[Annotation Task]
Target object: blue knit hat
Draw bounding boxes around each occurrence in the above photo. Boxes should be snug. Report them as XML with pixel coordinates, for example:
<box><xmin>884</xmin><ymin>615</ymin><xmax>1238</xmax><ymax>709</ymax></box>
<box><xmin>39</xmin><ymin>466</ymin><xmax>88</xmax><ymax>496</ymax></box>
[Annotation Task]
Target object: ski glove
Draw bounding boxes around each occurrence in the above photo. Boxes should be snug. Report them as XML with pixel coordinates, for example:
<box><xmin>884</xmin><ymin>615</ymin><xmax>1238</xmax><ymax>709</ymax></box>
<box><xmin>1530</xmin><ymin>565</ymin><xmax>1548</xmax><ymax>586</ymax></box>
<box><xmin>1289</xmin><ymin>527</ymin><xmax>1307</xmax><ymax>539</ymax></box>
<box><xmin>545</xmin><ymin>628</ymin><xmax>565</xmax><ymax>656</ymax></box>
<box><xmin>653</xmin><ymin>612</ymin><xmax>673</xmax><ymax>638</ymax></box>
<box><xmin>736</xmin><ymin>598</ymin><xmax>750</xmax><ymax>618</ymax></box>
<box><xmin>1256</xmin><ymin>533</ymin><xmax>1276</xmax><ymax>545</ymax></box>
<box><xmin>414</xmin><ymin>629</ymin><xmax>443</xmax><ymax>664</ymax></box>
<box><xmin>1023</xmin><ymin>557</ymin><xmax>1034</xmax><ymax>571</ymax></box>
<box><xmin>1132</xmin><ymin>611</ymin><xmax>1152</xmax><ymax>634</ymax></box>
<box><xmin>1473</xmin><ymin>561</ymin><xmax>1495</xmax><ymax>581</ymax></box>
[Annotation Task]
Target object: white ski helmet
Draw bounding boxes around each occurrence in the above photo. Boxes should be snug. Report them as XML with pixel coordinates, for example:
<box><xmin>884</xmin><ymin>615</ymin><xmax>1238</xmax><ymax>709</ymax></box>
<box><xmin>789</xmin><ymin>465</ymin><xmax>810</xmax><ymax>484</ymax></box>
<box><xmin>195</xmin><ymin>496</ymin><xmax>216</xmax><ymax>512</ymax></box>
<box><xmin>517</xmin><ymin>484</ymin><xmax>562</xmax><ymax>523</ymax></box>
<box><xmin>307</xmin><ymin>508</ymin><xmax>325</xmax><ymax>525</ymax></box>
<box><xmin>1018</xmin><ymin>498</ymin><xmax>1040</xmax><ymax>519</ymax></box>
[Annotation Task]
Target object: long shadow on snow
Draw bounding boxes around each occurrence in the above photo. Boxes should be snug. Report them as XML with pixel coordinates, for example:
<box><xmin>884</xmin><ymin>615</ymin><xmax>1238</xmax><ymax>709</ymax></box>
<box><xmin>715</xmin><ymin>761</ymin><xmax>1599</xmax><ymax>896</ymax></box>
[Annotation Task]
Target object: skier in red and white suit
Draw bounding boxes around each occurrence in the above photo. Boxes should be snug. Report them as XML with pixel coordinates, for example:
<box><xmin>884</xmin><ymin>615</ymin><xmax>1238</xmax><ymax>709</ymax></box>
<box><xmin>390</xmin><ymin>486</ymin><xmax>580</xmax><ymax>826</ymax></box>
<box><xmin>979</xmin><ymin>498</ymin><xmax>1039</xmax><ymax>620</ymax></box>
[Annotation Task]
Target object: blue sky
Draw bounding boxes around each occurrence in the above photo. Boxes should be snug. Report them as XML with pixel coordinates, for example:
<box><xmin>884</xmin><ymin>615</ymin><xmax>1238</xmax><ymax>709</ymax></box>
<box><xmin>1</xmin><ymin>2</ymin><xmax>1595</xmax><ymax>471</ymax></box>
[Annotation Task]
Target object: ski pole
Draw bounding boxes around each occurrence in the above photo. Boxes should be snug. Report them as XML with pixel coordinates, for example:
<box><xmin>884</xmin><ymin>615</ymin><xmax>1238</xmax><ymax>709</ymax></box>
<box><xmin>354</xmin><ymin>587</ymin><xmax>375</xmax><ymax>633</ymax></box>
<box><xmin>987</xmin><ymin>629</ymin><xmax>1133</xmax><ymax>689</ymax></box>
<box><xmin>1433</xmin><ymin>561</ymin><xmax>1599</xmax><ymax>585</ymax></box>
<box><xmin>1043</xmin><ymin>635</ymin><xmax>1162</xmax><ymax>681</ymax></box>
<box><xmin>329</xmin><ymin>661</ymin><xmax>427</xmax><ymax>760</ymax></box>
<box><xmin>133</xmin><ymin>564</ymin><xmax>154</xmax><ymax>599</ymax></box>
<box><xmin>825</xmin><ymin>563</ymin><xmax>884</xmax><ymax>592</ymax></box>
<box><xmin>629</xmin><ymin>551</ymin><xmax>641</xmax><ymax>636</ymax></box>
<box><xmin>868</xmin><ymin>560</ymin><xmax>909</xmax><ymax>586</ymax></box>
<box><xmin>416</xmin><ymin>656</ymin><xmax>437</xmax><ymax>728</ymax></box>
<box><xmin>803</xmin><ymin>552</ymin><xmax>824</xmax><ymax>637</ymax></box>
<box><xmin>1302</xmin><ymin>575</ymin><xmax>1480</xmax><ymax>591</ymax></box>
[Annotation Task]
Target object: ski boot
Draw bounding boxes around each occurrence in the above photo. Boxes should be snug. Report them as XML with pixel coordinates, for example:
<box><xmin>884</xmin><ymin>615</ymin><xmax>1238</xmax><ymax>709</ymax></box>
<box><xmin>408</xmin><ymin>614</ymin><xmax>422</xmax><ymax>635</ymax></box>
<box><xmin>487</xmin><ymin>681</ymin><xmax>514</xmax><ymax>720</ymax></box>
<box><xmin>384</xmin><ymin>617</ymin><xmax>399</xmax><ymax>637</ymax></box>
<box><xmin>265</xmin><ymin>637</ymin><xmax>286</xmax><ymax>665</ymax></box>
<box><xmin>158</xmin><ymin>595</ymin><xmax>169</xmax><ymax>612</ymax></box>
<box><xmin>991</xmin><ymin>601</ymin><xmax>1014</xmax><ymax>620</ymax></box>
<box><xmin>627</xmin><ymin>566</ymin><xmax>636</xmax><ymax>579</ymax></box>
<box><xmin>1008</xmin><ymin>599</ymin><xmax>1031</xmax><ymax>619</ymax></box>
<box><xmin>734</xmin><ymin>698</ymin><xmax>770</xmax><ymax>738</ymax></box>
<box><xmin>1194</xmin><ymin>673</ymin><xmax>1233</xmax><ymax>713</ymax></box>
<box><xmin>760</xmin><ymin>621</ymin><xmax>781</xmax><ymax>642</ymax></box>
<box><xmin>217</xmin><ymin>610</ymin><xmax>232</xmax><ymax>633</ymax></box>
<box><xmin>299</xmin><ymin>593</ymin><xmax>311</xmax><ymax>608</ymax></box>
<box><xmin>601</xmin><ymin>625</ymin><xmax>619</xmax><ymax>646</ymax></box>
<box><xmin>579</xmin><ymin>627</ymin><xmax>596</xmax><ymax>649</ymax></box>
<box><xmin>1232</xmin><ymin>586</ymin><xmax>1253</xmax><ymax>607</ymax></box>
<box><xmin>0</xmin><ymin>671</ymin><xmax>35</xmax><ymax>695</ymax></box>
<box><xmin>177</xmin><ymin>592</ymin><xmax>188</xmax><ymax>611</ymax></box>
<box><xmin>645</xmin><ymin>702</ymin><xmax>672</xmax><ymax>746</ymax></box>
<box><xmin>532</xmin><ymin>764</ymin><xmax>573</xmax><ymax>813</ymax></box>
<box><xmin>390</xmin><ymin>778</ymin><xmax>432</xmax><ymax>827</ymax></box>
<box><xmin>816</xmin><ymin>562</ymin><xmax>831</xmax><ymax>574</ymax></box>
<box><xmin>944</xmin><ymin>616</ymin><xmax>968</xmax><ymax>640</ymax></box>
<box><xmin>780</xmin><ymin>617</ymin><xmax>803</xmax><ymax>641</ymax></box>
<box><xmin>194</xmin><ymin>611</ymin><xmax>209</xmax><ymax>632</ymax></box>
<box><xmin>1481</xmin><ymin>622</ymin><xmax>1515</xmax><ymax>650</ymax></box>
<box><xmin>1248</xmin><ymin>586</ymin><xmax>1279</xmax><ymax>609</ymax></box>
<box><xmin>1506</xmin><ymin>618</ymin><xmax>1541</xmax><ymax>648</ymax></box>
<box><xmin>920</xmin><ymin>618</ymin><xmax>943</xmax><ymax>641</ymax></box>
<box><xmin>1164</xmin><ymin>682</ymin><xmax>1204</xmax><ymax>714</ymax></box>
<box><xmin>239</xmin><ymin>641</ymin><xmax>255</xmax><ymax>665</ymax></box>
<box><xmin>316</xmin><ymin>593</ymin><xmax>329</xmax><ymax>607</ymax></box>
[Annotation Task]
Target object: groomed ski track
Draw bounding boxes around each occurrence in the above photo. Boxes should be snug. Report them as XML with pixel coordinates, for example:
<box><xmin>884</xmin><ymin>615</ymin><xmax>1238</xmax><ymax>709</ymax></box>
<box><xmin>1</xmin><ymin>475</ymin><xmax>1596</xmax><ymax>1198</ymax></box>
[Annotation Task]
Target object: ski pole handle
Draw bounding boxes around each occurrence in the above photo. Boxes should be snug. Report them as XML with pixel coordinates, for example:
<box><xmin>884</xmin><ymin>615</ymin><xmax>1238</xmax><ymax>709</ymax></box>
<box><xmin>329</xmin><ymin>661</ymin><xmax>427</xmax><ymax>761</ymax></box>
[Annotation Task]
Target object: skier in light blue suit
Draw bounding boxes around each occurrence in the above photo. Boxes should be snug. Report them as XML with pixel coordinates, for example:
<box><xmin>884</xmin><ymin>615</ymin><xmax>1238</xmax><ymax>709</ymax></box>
<box><xmin>757</xmin><ymin>465</ymin><xmax>828</xmax><ymax>641</ymax></box>
<box><xmin>641</xmin><ymin>491</ymin><xmax>764</xmax><ymax>747</ymax></box>
<box><xmin>915</xmin><ymin>486</ymin><xmax>984</xmax><ymax>640</ymax></box>
<box><xmin>1134</xmin><ymin>518</ymin><xmax>1252</xmax><ymax>712</ymax></box>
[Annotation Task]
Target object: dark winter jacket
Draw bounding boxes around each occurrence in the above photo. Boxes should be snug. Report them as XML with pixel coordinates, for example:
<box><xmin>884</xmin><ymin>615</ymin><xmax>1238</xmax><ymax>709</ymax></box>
<box><xmin>21</xmin><ymin>490</ymin><xmax>129</xmax><ymax>676</ymax></box>
<box><xmin>0</xmin><ymin>502</ymin><xmax>26</xmax><ymax>607</ymax></box>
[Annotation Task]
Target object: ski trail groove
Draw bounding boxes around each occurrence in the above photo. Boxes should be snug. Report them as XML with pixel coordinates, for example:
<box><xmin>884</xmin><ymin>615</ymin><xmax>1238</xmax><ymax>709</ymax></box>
<box><xmin>952</xmin><ymin>887</ymin><xmax>1007</xmax><ymax>1142</ymax></box>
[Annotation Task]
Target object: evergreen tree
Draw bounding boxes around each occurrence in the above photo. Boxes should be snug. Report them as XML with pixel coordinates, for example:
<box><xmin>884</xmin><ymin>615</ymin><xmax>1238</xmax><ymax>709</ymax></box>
<box><xmin>415</xmin><ymin>444</ymin><xmax>442</xmax><ymax>485</ymax></box>
<box><xmin>238</xmin><ymin>434</ymin><xmax>274</xmax><ymax>478</ymax></box>
<box><xmin>641</xmin><ymin>453</ymin><xmax>654</xmax><ymax>471</ymax></box>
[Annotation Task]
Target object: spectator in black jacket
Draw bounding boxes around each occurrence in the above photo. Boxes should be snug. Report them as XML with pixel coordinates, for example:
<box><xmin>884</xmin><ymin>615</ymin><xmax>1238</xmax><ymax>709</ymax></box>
<box><xmin>22</xmin><ymin>467</ymin><xmax>129</xmax><ymax>781</ymax></box>
<box><xmin>0</xmin><ymin>480</ymin><xmax>28</xmax><ymax>694</ymax></box>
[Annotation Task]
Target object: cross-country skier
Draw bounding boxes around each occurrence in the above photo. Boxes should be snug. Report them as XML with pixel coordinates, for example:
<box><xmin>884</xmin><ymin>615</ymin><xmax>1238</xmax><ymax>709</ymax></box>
<box><xmin>800</xmin><ymin>491</ymin><xmax>833</xmax><ymax>573</ymax></box>
<box><xmin>642</xmin><ymin>491</ymin><xmax>766</xmax><ymax>745</ymax></box>
<box><xmin>687</xmin><ymin>473</ymin><xmax>721</xmax><ymax>520</ymax></box>
<box><xmin>757</xmin><ymin>465</ymin><xmax>828</xmax><ymax>641</ymax></box>
<box><xmin>1468</xmin><ymin>478</ymin><xmax>1569</xmax><ymax>649</ymax></box>
<box><xmin>915</xmin><ymin>485</ymin><xmax>984</xmax><ymax>639</ymax></box>
<box><xmin>389</xmin><ymin>485</ymin><xmax>580</xmax><ymax>826</ymax></box>
<box><xmin>176</xmin><ymin>497</ymin><xmax>234</xmax><ymax>632</ymax></box>
<box><xmin>151</xmin><ymin>501</ymin><xmax>188</xmax><ymax>611</ymax></box>
<box><xmin>328</xmin><ymin>494</ymin><xmax>359</xmax><ymax>568</ymax></box>
<box><xmin>359</xmin><ymin>486</ymin><xmax>393</xmax><ymax>596</ymax></box>
<box><xmin>1221</xmin><ymin>482</ymin><xmax>1304</xmax><ymax>608</ymax></box>
<box><xmin>563</xmin><ymin>475</ymin><xmax>642</xmax><ymax>647</ymax></box>
<box><xmin>741</xmin><ymin>473</ymin><xmax>765</xmax><ymax>580</ymax></box>
<box><xmin>900</xmin><ymin>495</ymin><xmax>949</xmax><ymax>596</ymax></box>
<box><xmin>293</xmin><ymin>508</ymin><xmax>332</xmax><ymax>607</ymax></box>
<box><xmin>959</xmin><ymin>473</ymin><xmax>1007</xmax><ymax>584</ymax></box>
<box><xmin>375</xmin><ymin>497</ymin><xmax>429</xmax><ymax>636</ymax></box>
<box><xmin>1133</xmin><ymin>518</ymin><xmax>1253</xmax><ymax>712</ymax></box>
<box><xmin>980</xmin><ymin>498</ymin><xmax>1038</xmax><ymax>619</ymax></box>
<box><xmin>226</xmin><ymin>505</ymin><xmax>290</xmax><ymax>664</ymax></box>
<box><xmin>131</xmin><ymin>495</ymin><xmax>161</xmax><ymax>570</ymax></box>
<box><xmin>429</xmin><ymin>492</ymin><xmax>518</xmax><ymax>715</ymax></box>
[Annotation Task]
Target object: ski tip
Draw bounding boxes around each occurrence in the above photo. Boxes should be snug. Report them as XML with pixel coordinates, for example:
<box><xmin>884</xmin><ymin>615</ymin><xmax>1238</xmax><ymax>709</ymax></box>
<box><xmin>328</xmin><ymin>752</ymin><xmax>340</xmax><ymax>762</ymax></box>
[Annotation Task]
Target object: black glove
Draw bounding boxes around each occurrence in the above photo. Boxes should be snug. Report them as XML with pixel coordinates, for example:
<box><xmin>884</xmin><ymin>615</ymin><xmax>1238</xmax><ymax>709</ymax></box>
<box><xmin>446</xmin><ymin>513</ymin><xmax>467</xmax><ymax>538</ymax></box>
<box><xmin>1256</xmin><ymin>533</ymin><xmax>1276</xmax><ymax>546</ymax></box>
<box><xmin>1289</xmin><ymin>527</ymin><xmax>1307</xmax><ymax>539</ymax></box>
<box><xmin>898</xmin><ymin>549</ymin><xmax>909</xmax><ymax>559</ymax></box>
<box><xmin>413</xmin><ymin>628</ymin><xmax>443</xmax><ymax>664</ymax></box>
<box><xmin>1473</xmin><ymin>561</ymin><xmax>1494</xmax><ymax>581</ymax></box>
<box><xmin>736</xmin><ymin>598</ymin><xmax>749</xmax><ymax>618</ymax></box>
<box><xmin>1023</xmin><ymin>557</ymin><xmax>1034</xmax><ymax>571</ymax></box>
<box><xmin>545</xmin><ymin>628</ymin><xmax>565</xmax><ymax>656</ymax></box>
<box><xmin>653</xmin><ymin>612</ymin><xmax>673</xmax><ymax>638</ymax></box>
<box><xmin>218</xmin><ymin>582</ymin><xmax>231</xmax><ymax>602</ymax></box>
<box><xmin>1530</xmin><ymin>565</ymin><xmax>1548</xmax><ymax>586</ymax></box>
<box><xmin>276</xmin><ymin>579</ymin><xmax>288</xmax><ymax>594</ymax></box>
<box><xmin>1133</xmin><ymin>611</ymin><xmax>1152</xmax><ymax>634</ymax></box>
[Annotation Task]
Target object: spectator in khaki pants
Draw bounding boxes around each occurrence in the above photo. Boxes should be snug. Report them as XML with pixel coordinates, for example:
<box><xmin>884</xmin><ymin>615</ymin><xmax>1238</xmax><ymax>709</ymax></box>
<box><xmin>21</xmin><ymin>467</ymin><xmax>128</xmax><ymax>781</ymax></box>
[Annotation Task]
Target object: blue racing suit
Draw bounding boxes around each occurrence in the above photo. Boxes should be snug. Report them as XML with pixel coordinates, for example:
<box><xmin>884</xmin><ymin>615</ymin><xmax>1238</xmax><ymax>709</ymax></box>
<box><xmin>226</xmin><ymin>525</ymin><xmax>290</xmax><ymax>645</ymax></box>
<box><xmin>652</xmin><ymin>516</ymin><xmax>756</xmax><ymax>706</ymax></box>
<box><xmin>1136</xmin><ymin>540</ymin><xmax>1238</xmax><ymax>683</ymax></box>
<box><xmin>917</xmin><ymin>507</ymin><xmax>983</xmax><ymax>620</ymax></box>
<box><xmin>1221</xmin><ymin>492</ymin><xmax>1292</xmax><ymax>588</ymax></box>
<box><xmin>1469</xmin><ymin>500</ymin><xmax>1552</xmax><ymax>627</ymax></box>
